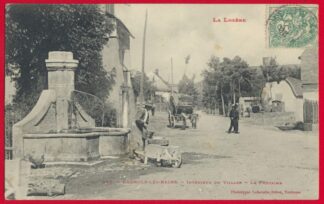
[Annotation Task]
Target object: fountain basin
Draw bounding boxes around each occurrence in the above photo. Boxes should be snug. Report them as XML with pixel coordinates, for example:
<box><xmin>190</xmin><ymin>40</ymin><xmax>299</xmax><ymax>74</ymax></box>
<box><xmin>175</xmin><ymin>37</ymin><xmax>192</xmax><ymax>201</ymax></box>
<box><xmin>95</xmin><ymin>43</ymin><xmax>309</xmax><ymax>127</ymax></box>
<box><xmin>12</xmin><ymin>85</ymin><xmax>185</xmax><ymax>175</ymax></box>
<box><xmin>23</xmin><ymin>128</ymin><xmax>130</xmax><ymax>162</ymax></box>
<box><xmin>78</xmin><ymin>127</ymin><xmax>131</xmax><ymax>156</ymax></box>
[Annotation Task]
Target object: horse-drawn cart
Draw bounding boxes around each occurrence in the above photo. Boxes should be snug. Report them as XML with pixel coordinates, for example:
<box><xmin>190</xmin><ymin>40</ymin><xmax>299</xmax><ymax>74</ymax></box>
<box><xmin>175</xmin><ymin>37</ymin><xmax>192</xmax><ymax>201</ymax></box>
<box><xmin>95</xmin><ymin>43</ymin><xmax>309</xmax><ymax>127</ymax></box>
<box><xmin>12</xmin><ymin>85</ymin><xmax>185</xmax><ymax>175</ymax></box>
<box><xmin>168</xmin><ymin>95</ymin><xmax>198</xmax><ymax>129</ymax></box>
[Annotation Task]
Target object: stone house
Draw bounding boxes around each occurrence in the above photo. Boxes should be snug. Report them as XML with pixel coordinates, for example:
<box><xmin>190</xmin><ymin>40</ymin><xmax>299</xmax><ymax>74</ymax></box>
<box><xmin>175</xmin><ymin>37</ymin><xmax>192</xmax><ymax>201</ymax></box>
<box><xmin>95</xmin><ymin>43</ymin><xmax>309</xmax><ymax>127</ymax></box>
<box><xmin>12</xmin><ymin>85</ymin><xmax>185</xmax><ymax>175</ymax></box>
<box><xmin>299</xmin><ymin>45</ymin><xmax>318</xmax><ymax>125</ymax></box>
<box><xmin>238</xmin><ymin>96</ymin><xmax>261</xmax><ymax>117</ymax></box>
<box><xmin>300</xmin><ymin>45</ymin><xmax>318</xmax><ymax>101</ymax></box>
<box><xmin>101</xmin><ymin>5</ymin><xmax>136</xmax><ymax>128</ymax></box>
<box><xmin>147</xmin><ymin>70</ymin><xmax>176</xmax><ymax>111</ymax></box>
<box><xmin>261</xmin><ymin>77</ymin><xmax>303</xmax><ymax>122</ymax></box>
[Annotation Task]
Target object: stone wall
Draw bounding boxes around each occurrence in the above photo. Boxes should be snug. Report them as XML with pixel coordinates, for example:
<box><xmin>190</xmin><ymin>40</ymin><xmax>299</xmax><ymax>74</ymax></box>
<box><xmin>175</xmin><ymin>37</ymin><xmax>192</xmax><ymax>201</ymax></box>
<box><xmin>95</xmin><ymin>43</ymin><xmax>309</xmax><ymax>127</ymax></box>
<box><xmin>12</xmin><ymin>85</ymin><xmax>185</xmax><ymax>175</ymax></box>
<box><xmin>102</xmin><ymin>38</ymin><xmax>123</xmax><ymax>126</ymax></box>
<box><xmin>244</xmin><ymin>112</ymin><xmax>296</xmax><ymax>126</ymax></box>
<box><xmin>102</xmin><ymin>31</ymin><xmax>136</xmax><ymax>128</ymax></box>
<box><xmin>301</xmin><ymin>45</ymin><xmax>318</xmax><ymax>86</ymax></box>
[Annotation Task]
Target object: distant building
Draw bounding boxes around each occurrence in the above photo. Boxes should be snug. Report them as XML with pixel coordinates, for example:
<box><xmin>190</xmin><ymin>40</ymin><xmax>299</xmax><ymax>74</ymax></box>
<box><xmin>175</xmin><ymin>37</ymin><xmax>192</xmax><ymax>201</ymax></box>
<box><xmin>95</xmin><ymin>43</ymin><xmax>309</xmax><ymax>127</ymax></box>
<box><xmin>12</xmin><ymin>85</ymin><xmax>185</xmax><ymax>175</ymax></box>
<box><xmin>238</xmin><ymin>97</ymin><xmax>261</xmax><ymax>117</ymax></box>
<box><xmin>261</xmin><ymin>77</ymin><xmax>303</xmax><ymax>121</ymax></box>
<box><xmin>101</xmin><ymin>4</ymin><xmax>136</xmax><ymax>128</ymax></box>
<box><xmin>147</xmin><ymin>69</ymin><xmax>176</xmax><ymax>111</ymax></box>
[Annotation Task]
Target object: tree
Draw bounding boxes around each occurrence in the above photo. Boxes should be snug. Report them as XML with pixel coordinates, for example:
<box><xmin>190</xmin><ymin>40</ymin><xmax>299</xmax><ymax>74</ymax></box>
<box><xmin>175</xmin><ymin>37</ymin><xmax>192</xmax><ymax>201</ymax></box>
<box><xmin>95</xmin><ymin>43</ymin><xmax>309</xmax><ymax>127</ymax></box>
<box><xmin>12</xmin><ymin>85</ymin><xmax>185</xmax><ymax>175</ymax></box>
<box><xmin>222</xmin><ymin>56</ymin><xmax>251</xmax><ymax>104</ymax></box>
<box><xmin>131</xmin><ymin>71</ymin><xmax>156</xmax><ymax>102</ymax></box>
<box><xmin>202</xmin><ymin>56</ymin><xmax>228</xmax><ymax>115</ymax></box>
<box><xmin>260</xmin><ymin>57</ymin><xmax>279</xmax><ymax>82</ymax></box>
<box><xmin>202</xmin><ymin>56</ymin><xmax>255</xmax><ymax>116</ymax></box>
<box><xmin>177</xmin><ymin>74</ymin><xmax>199</xmax><ymax>106</ymax></box>
<box><xmin>178</xmin><ymin>74</ymin><xmax>197</xmax><ymax>96</ymax></box>
<box><xmin>278</xmin><ymin>64</ymin><xmax>301</xmax><ymax>80</ymax></box>
<box><xmin>6</xmin><ymin>4</ymin><xmax>115</xmax><ymax>118</ymax></box>
<box><xmin>261</xmin><ymin>58</ymin><xmax>301</xmax><ymax>84</ymax></box>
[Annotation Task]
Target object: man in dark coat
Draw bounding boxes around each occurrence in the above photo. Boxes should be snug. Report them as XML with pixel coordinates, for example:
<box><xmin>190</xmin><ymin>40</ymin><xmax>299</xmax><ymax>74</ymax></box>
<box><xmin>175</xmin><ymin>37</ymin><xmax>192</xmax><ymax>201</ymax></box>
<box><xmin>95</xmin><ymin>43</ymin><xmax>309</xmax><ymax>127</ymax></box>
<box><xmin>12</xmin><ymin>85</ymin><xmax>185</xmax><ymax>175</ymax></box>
<box><xmin>228</xmin><ymin>104</ymin><xmax>239</xmax><ymax>134</ymax></box>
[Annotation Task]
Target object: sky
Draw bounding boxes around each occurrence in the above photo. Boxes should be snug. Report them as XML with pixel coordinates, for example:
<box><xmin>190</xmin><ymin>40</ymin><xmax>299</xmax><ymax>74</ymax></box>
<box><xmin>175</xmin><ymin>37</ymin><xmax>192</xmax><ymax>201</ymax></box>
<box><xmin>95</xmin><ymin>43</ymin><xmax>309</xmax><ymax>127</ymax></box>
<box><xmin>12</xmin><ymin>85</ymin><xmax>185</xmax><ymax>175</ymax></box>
<box><xmin>116</xmin><ymin>4</ymin><xmax>305</xmax><ymax>83</ymax></box>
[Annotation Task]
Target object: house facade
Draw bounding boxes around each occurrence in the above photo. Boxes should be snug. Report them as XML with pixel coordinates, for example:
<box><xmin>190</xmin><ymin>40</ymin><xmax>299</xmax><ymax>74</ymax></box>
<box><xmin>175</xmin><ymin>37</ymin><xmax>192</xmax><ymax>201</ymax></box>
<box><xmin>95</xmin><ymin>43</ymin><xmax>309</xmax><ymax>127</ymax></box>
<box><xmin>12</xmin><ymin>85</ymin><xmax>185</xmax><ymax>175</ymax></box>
<box><xmin>261</xmin><ymin>77</ymin><xmax>303</xmax><ymax>122</ymax></box>
<box><xmin>101</xmin><ymin>4</ymin><xmax>136</xmax><ymax>128</ymax></box>
<box><xmin>300</xmin><ymin>45</ymin><xmax>318</xmax><ymax>124</ymax></box>
<box><xmin>147</xmin><ymin>69</ymin><xmax>176</xmax><ymax>112</ymax></box>
<box><xmin>300</xmin><ymin>45</ymin><xmax>318</xmax><ymax>101</ymax></box>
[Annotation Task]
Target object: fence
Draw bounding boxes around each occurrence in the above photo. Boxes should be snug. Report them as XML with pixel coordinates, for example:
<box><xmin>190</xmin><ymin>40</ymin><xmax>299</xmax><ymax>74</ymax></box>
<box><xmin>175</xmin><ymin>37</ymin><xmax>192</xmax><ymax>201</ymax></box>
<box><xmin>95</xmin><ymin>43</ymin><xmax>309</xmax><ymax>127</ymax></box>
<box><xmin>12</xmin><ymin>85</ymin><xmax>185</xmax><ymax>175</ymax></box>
<box><xmin>5</xmin><ymin>105</ymin><xmax>16</xmax><ymax>160</ymax></box>
<box><xmin>303</xmin><ymin>99</ymin><xmax>318</xmax><ymax>124</ymax></box>
<box><xmin>246</xmin><ymin>112</ymin><xmax>296</xmax><ymax>126</ymax></box>
<box><xmin>71</xmin><ymin>90</ymin><xmax>106</xmax><ymax>127</ymax></box>
<box><xmin>5</xmin><ymin>123</ymin><xmax>13</xmax><ymax>159</ymax></box>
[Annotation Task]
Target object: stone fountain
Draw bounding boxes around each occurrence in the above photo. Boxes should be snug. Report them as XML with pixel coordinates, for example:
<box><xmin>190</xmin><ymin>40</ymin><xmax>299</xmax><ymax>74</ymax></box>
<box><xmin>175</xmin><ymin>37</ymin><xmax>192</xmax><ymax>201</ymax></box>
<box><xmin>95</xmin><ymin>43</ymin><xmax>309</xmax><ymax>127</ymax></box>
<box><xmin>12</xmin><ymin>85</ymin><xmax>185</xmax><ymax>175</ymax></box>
<box><xmin>12</xmin><ymin>51</ymin><xmax>130</xmax><ymax>162</ymax></box>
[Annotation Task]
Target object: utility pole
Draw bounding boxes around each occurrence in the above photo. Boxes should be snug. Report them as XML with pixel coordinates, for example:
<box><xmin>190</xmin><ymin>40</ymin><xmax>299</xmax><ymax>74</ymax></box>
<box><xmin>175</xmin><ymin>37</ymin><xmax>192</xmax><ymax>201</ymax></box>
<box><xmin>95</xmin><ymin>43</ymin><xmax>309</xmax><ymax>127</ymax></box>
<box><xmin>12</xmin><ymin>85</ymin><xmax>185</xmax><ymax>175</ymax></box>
<box><xmin>139</xmin><ymin>9</ymin><xmax>148</xmax><ymax>104</ymax></box>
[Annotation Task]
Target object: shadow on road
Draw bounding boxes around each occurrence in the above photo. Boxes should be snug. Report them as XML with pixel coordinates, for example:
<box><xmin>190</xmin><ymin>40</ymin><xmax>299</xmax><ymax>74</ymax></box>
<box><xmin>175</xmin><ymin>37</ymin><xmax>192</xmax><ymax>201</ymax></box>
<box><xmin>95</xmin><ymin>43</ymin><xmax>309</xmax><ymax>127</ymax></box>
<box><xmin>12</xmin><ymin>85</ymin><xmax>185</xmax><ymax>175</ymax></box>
<box><xmin>182</xmin><ymin>152</ymin><xmax>231</xmax><ymax>165</ymax></box>
<box><xmin>167</xmin><ymin>125</ymin><xmax>189</xmax><ymax>129</ymax></box>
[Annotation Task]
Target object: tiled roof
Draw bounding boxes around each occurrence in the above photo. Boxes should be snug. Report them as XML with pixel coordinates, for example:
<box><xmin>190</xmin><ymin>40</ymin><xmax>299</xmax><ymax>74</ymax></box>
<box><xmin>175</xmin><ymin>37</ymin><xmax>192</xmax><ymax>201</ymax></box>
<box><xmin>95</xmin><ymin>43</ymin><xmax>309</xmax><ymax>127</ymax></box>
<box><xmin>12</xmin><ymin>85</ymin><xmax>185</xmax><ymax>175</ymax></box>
<box><xmin>285</xmin><ymin>77</ymin><xmax>303</xmax><ymax>98</ymax></box>
<box><xmin>106</xmin><ymin>13</ymin><xmax>135</xmax><ymax>38</ymax></box>
<box><xmin>148</xmin><ymin>72</ymin><xmax>172</xmax><ymax>92</ymax></box>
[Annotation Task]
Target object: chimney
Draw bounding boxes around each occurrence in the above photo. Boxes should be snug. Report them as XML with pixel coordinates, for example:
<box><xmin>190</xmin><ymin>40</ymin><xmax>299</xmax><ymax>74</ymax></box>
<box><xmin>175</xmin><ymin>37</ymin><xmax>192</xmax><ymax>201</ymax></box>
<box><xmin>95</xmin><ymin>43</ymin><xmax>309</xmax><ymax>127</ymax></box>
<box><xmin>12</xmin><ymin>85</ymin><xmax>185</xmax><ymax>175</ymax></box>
<box><xmin>105</xmin><ymin>4</ymin><xmax>115</xmax><ymax>15</ymax></box>
<box><xmin>262</xmin><ymin>57</ymin><xmax>271</xmax><ymax>66</ymax></box>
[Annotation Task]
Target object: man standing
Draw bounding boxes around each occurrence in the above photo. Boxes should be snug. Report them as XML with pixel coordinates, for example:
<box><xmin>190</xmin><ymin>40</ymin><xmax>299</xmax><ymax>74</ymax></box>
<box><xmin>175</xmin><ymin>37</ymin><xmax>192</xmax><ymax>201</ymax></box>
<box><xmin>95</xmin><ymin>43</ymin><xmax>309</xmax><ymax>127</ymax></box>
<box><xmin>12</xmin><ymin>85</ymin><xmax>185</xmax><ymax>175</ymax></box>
<box><xmin>135</xmin><ymin>103</ymin><xmax>150</xmax><ymax>150</ymax></box>
<box><xmin>228</xmin><ymin>104</ymin><xmax>239</xmax><ymax>134</ymax></box>
<box><xmin>151</xmin><ymin>103</ymin><xmax>155</xmax><ymax>116</ymax></box>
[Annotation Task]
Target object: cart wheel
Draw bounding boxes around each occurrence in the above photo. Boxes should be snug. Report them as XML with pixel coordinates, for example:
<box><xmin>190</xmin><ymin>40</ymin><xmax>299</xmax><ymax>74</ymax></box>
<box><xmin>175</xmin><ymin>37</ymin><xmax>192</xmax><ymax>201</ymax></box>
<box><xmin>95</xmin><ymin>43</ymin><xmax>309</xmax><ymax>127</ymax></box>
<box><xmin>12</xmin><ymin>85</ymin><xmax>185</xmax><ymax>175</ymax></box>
<box><xmin>172</xmin><ymin>157</ymin><xmax>182</xmax><ymax>168</ymax></box>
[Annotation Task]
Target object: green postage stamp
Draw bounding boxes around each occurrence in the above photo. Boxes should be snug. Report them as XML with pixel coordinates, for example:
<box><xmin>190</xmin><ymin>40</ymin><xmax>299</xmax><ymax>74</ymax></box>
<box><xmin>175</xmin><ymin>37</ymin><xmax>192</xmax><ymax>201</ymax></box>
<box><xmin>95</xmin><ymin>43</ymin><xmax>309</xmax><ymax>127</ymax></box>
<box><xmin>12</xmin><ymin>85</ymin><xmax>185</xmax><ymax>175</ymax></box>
<box><xmin>267</xmin><ymin>5</ymin><xmax>318</xmax><ymax>48</ymax></box>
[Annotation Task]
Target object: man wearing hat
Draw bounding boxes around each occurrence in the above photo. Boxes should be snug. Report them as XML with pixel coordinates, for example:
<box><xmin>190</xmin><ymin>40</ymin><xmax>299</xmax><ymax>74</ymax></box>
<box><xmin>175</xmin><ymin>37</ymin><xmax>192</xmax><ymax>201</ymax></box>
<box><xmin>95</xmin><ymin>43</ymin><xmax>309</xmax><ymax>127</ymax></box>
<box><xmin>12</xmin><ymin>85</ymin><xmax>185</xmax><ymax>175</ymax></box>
<box><xmin>135</xmin><ymin>103</ymin><xmax>151</xmax><ymax>150</ymax></box>
<box><xmin>228</xmin><ymin>103</ymin><xmax>239</xmax><ymax>134</ymax></box>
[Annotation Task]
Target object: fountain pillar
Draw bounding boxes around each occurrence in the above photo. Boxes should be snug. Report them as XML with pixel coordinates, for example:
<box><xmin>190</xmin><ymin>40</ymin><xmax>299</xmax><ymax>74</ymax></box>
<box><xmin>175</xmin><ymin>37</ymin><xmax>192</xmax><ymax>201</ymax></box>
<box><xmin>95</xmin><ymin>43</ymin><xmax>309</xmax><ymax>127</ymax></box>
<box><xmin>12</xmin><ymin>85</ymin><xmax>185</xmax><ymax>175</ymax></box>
<box><xmin>45</xmin><ymin>52</ymin><xmax>79</xmax><ymax>132</ymax></box>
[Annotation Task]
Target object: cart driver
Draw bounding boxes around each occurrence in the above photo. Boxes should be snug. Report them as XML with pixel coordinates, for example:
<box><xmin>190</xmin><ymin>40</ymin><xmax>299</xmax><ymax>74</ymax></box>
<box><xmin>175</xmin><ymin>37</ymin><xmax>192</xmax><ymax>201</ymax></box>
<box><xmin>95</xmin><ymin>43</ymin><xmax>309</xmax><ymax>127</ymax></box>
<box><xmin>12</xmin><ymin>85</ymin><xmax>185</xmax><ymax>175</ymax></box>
<box><xmin>169</xmin><ymin>95</ymin><xmax>176</xmax><ymax>115</ymax></box>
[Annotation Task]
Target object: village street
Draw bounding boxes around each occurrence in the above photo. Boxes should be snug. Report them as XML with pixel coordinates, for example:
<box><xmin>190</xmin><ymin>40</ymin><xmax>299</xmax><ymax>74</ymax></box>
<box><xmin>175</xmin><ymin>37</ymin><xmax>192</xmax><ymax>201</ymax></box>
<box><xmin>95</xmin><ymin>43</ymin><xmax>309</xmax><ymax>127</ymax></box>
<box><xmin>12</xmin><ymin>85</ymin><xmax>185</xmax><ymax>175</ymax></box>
<box><xmin>32</xmin><ymin>111</ymin><xmax>318</xmax><ymax>200</ymax></box>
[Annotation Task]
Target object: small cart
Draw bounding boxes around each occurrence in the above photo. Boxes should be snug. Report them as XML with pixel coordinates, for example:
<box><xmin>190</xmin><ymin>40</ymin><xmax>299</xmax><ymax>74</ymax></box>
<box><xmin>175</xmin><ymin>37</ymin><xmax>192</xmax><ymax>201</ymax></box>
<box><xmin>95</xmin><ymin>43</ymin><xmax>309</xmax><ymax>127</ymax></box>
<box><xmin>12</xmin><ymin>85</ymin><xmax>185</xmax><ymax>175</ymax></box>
<box><xmin>134</xmin><ymin>142</ymin><xmax>182</xmax><ymax>168</ymax></box>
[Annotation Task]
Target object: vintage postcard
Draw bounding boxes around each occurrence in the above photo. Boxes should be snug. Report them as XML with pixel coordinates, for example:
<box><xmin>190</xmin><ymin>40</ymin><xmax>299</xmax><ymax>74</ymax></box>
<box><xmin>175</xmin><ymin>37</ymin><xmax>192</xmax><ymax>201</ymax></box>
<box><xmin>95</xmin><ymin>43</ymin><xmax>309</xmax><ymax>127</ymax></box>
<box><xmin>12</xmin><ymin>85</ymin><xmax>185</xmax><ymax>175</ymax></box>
<box><xmin>4</xmin><ymin>3</ymin><xmax>319</xmax><ymax>200</ymax></box>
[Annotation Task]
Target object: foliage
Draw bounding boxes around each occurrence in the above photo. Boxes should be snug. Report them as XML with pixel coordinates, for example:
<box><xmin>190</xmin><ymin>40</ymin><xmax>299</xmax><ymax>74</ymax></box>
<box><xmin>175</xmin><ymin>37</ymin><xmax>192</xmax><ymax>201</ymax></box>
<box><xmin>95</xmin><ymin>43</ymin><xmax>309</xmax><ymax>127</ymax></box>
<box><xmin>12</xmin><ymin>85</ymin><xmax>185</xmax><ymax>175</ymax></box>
<box><xmin>130</xmin><ymin>71</ymin><xmax>156</xmax><ymax>102</ymax></box>
<box><xmin>260</xmin><ymin>57</ymin><xmax>279</xmax><ymax>82</ymax></box>
<box><xmin>87</xmin><ymin>102</ymin><xmax>117</xmax><ymax>127</ymax></box>
<box><xmin>71</xmin><ymin>91</ymin><xmax>117</xmax><ymax>127</ymax></box>
<box><xmin>277</xmin><ymin>65</ymin><xmax>301</xmax><ymax>80</ymax></box>
<box><xmin>6</xmin><ymin>4</ymin><xmax>115</xmax><ymax>118</ymax></box>
<box><xmin>261</xmin><ymin>57</ymin><xmax>301</xmax><ymax>82</ymax></box>
<box><xmin>178</xmin><ymin>74</ymin><xmax>199</xmax><ymax>105</ymax></box>
<box><xmin>202</xmin><ymin>56</ymin><xmax>257</xmax><ymax>114</ymax></box>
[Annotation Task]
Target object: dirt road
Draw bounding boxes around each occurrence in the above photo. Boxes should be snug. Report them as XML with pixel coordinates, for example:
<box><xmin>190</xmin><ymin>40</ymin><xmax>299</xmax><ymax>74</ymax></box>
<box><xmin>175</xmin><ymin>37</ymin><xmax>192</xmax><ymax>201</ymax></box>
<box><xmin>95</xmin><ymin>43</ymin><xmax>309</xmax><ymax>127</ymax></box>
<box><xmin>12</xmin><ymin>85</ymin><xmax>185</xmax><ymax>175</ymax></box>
<box><xmin>40</xmin><ymin>111</ymin><xmax>318</xmax><ymax>200</ymax></box>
